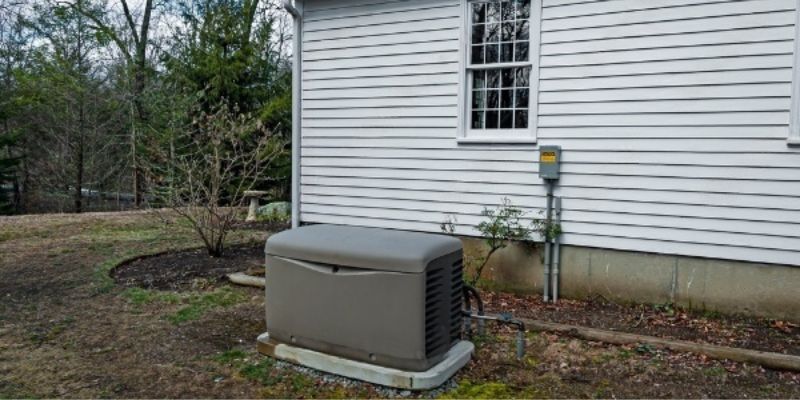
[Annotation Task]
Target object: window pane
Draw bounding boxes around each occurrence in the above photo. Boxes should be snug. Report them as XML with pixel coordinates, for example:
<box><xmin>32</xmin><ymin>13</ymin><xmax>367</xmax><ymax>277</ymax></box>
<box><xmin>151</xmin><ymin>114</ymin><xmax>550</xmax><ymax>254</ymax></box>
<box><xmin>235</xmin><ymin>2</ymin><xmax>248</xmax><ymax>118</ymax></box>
<box><xmin>501</xmin><ymin>22</ymin><xmax>515</xmax><ymax>41</ymax></box>
<box><xmin>516</xmin><ymin>20</ymin><xmax>529</xmax><ymax>41</ymax></box>
<box><xmin>472</xmin><ymin>70</ymin><xmax>486</xmax><ymax>89</ymax></box>
<box><xmin>486</xmin><ymin>44</ymin><xmax>499</xmax><ymax>63</ymax></box>
<box><xmin>471</xmin><ymin>45</ymin><xmax>484</xmax><ymax>64</ymax></box>
<box><xmin>487</xmin><ymin>90</ymin><xmax>499</xmax><ymax>108</ymax></box>
<box><xmin>515</xmin><ymin>89</ymin><xmax>529</xmax><ymax>108</ymax></box>
<box><xmin>472</xmin><ymin>90</ymin><xmax>486</xmax><ymax>109</ymax></box>
<box><xmin>472</xmin><ymin>111</ymin><xmax>485</xmax><ymax>129</ymax></box>
<box><xmin>472</xmin><ymin>3</ymin><xmax>486</xmax><ymax>24</ymax></box>
<box><xmin>500</xmin><ymin>110</ymin><xmax>513</xmax><ymax>129</ymax></box>
<box><xmin>501</xmin><ymin>68</ymin><xmax>515</xmax><ymax>88</ymax></box>
<box><xmin>500</xmin><ymin>89</ymin><xmax>513</xmax><ymax>108</ymax></box>
<box><xmin>514</xmin><ymin>110</ymin><xmax>528</xmax><ymax>129</ymax></box>
<box><xmin>500</xmin><ymin>42</ymin><xmax>514</xmax><ymax>62</ymax></box>
<box><xmin>487</xmin><ymin>69</ymin><xmax>500</xmax><ymax>88</ymax></box>
<box><xmin>514</xmin><ymin>41</ymin><xmax>529</xmax><ymax>62</ymax></box>
<box><xmin>515</xmin><ymin>0</ymin><xmax>530</xmax><ymax>20</ymax></box>
<box><xmin>501</xmin><ymin>1</ymin><xmax>514</xmax><ymax>21</ymax></box>
<box><xmin>487</xmin><ymin>2</ymin><xmax>500</xmax><ymax>23</ymax></box>
<box><xmin>472</xmin><ymin>24</ymin><xmax>485</xmax><ymax>44</ymax></box>
<box><xmin>486</xmin><ymin>110</ymin><xmax>499</xmax><ymax>129</ymax></box>
<box><xmin>515</xmin><ymin>67</ymin><xmax>530</xmax><ymax>87</ymax></box>
<box><xmin>486</xmin><ymin>23</ymin><xmax>500</xmax><ymax>42</ymax></box>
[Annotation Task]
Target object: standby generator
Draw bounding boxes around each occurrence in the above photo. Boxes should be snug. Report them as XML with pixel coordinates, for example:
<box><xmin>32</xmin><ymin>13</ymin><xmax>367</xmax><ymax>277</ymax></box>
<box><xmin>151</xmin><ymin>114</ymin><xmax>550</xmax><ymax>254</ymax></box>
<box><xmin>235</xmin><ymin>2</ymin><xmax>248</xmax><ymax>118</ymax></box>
<box><xmin>264</xmin><ymin>224</ymin><xmax>464</xmax><ymax>372</ymax></box>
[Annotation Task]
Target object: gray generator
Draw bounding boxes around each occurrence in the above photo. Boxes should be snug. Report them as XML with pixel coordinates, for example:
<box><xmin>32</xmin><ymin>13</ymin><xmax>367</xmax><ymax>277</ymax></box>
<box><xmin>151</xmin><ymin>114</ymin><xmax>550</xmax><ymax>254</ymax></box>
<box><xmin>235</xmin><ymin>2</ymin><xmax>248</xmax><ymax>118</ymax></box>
<box><xmin>264</xmin><ymin>224</ymin><xmax>463</xmax><ymax>372</ymax></box>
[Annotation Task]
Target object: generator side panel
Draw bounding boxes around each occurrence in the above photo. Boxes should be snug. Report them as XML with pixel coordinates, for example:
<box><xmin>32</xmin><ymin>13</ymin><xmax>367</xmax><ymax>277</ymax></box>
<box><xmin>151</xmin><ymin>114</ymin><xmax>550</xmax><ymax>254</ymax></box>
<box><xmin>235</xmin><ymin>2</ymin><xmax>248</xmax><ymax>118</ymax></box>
<box><xmin>265</xmin><ymin>255</ymin><xmax>429</xmax><ymax>371</ymax></box>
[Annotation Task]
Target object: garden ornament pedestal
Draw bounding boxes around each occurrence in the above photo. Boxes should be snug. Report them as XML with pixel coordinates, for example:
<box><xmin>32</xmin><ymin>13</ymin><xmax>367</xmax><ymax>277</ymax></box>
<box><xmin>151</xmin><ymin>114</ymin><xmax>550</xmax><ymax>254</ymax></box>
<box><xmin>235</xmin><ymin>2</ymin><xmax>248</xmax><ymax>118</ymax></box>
<box><xmin>244</xmin><ymin>190</ymin><xmax>269</xmax><ymax>222</ymax></box>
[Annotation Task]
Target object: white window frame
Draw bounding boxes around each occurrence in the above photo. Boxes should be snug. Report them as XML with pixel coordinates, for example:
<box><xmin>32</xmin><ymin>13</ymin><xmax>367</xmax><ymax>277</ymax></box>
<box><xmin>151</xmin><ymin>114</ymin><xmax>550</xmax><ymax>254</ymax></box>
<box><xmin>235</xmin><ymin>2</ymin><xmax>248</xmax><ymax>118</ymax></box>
<box><xmin>790</xmin><ymin>1</ymin><xmax>800</xmax><ymax>147</ymax></box>
<box><xmin>457</xmin><ymin>0</ymin><xmax>541</xmax><ymax>144</ymax></box>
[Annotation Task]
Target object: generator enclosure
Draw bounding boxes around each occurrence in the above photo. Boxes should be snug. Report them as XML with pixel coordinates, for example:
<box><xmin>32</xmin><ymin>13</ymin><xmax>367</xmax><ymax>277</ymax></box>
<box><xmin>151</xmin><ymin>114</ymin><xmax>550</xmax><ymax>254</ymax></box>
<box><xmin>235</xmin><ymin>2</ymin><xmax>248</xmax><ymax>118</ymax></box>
<box><xmin>264</xmin><ymin>225</ymin><xmax>464</xmax><ymax>372</ymax></box>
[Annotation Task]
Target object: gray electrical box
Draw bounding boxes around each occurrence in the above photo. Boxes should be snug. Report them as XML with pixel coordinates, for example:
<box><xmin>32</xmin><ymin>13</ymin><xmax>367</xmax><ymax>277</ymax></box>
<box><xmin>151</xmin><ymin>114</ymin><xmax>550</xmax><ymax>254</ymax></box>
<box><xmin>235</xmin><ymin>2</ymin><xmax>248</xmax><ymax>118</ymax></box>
<box><xmin>539</xmin><ymin>146</ymin><xmax>561</xmax><ymax>180</ymax></box>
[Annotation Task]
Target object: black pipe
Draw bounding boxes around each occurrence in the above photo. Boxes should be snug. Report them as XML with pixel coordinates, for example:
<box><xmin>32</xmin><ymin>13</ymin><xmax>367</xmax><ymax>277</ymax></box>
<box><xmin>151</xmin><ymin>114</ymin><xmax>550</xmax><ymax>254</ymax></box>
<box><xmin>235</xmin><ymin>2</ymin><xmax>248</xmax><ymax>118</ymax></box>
<box><xmin>461</xmin><ymin>285</ymin><xmax>525</xmax><ymax>358</ymax></box>
<box><xmin>462</xmin><ymin>311</ymin><xmax>527</xmax><ymax>359</ymax></box>
<box><xmin>463</xmin><ymin>284</ymin><xmax>485</xmax><ymax>335</ymax></box>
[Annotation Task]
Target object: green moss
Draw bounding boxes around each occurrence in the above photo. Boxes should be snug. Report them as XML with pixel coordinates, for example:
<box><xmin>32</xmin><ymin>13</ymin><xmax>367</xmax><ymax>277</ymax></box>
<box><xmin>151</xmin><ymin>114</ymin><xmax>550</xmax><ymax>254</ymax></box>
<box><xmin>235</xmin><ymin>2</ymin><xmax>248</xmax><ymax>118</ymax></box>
<box><xmin>470</xmin><ymin>333</ymin><xmax>499</xmax><ymax>348</ymax></box>
<box><xmin>288</xmin><ymin>373</ymin><xmax>315</xmax><ymax>391</ymax></box>
<box><xmin>0</xmin><ymin>231</ymin><xmax>15</xmax><ymax>243</ymax></box>
<box><xmin>441</xmin><ymin>380</ymin><xmax>539</xmax><ymax>399</ymax></box>
<box><xmin>214</xmin><ymin>349</ymin><xmax>248</xmax><ymax>364</ymax></box>
<box><xmin>121</xmin><ymin>288</ymin><xmax>180</xmax><ymax>305</ymax></box>
<box><xmin>168</xmin><ymin>287</ymin><xmax>247</xmax><ymax>324</ymax></box>
<box><xmin>703</xmin><ymin>366</ymin><xmax>727</xmax><ymax>377</ymax></box>
<box><xmin>617</xmin><ymin>348</ymin><xmax>634</xmax><ymax>359</ymax></box>
<box><xmin>239</xmin><ymin>359</ymin><xmax>277</xmax><ymax>385</ymax></box>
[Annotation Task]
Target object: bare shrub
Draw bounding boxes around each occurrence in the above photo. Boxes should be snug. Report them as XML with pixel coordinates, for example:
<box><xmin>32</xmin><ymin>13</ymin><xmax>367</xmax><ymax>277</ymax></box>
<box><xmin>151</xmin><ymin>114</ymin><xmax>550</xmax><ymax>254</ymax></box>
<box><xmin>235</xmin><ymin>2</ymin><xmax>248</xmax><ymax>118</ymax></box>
<box><xmin>145</xmin><ymin>105</ymin><xmax>285</xmax><ymax>257</ymax></box>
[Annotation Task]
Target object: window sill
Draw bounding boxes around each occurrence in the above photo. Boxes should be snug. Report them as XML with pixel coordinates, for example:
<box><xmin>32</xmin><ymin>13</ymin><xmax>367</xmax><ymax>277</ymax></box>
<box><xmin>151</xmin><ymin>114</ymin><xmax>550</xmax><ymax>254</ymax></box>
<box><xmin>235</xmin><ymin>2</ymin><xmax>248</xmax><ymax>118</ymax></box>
<box><xmin>457</xmin><ymin>137</ymin><xmax>538</xmax><ymax>145</ymax></box>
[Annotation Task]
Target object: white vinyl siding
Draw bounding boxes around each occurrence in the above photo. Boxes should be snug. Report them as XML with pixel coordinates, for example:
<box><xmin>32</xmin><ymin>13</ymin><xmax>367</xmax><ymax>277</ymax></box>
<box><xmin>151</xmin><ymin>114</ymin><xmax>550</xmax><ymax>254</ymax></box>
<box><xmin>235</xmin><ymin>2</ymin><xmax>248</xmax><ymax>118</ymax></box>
<box><xmin>300</xmin><ymin>0</ymin><xmax>800</xmax><ymax>267</ymax></box>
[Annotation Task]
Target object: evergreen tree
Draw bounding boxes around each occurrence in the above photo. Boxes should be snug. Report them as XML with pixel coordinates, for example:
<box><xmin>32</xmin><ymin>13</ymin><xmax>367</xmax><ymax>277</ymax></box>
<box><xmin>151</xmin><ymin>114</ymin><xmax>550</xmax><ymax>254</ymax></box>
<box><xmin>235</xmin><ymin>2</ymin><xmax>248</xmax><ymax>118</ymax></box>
<box><xmin>165</xmin><ymin>0</ymin><xmax>292</xmax><ymax>198</ymax></box>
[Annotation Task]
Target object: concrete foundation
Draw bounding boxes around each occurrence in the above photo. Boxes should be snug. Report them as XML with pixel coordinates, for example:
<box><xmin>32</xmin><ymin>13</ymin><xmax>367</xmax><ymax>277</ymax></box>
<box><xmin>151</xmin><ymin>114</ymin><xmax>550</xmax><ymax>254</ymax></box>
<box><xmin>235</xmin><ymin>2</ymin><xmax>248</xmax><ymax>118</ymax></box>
<box><xmin>257</xmin><ymin>333</ymin><xmax>474</xmax><ymax>390</ymax></box>
<box><xmin>461</xmin><ymin>238</ymin><xmax>800</xmax><ymax>321</ymax></box>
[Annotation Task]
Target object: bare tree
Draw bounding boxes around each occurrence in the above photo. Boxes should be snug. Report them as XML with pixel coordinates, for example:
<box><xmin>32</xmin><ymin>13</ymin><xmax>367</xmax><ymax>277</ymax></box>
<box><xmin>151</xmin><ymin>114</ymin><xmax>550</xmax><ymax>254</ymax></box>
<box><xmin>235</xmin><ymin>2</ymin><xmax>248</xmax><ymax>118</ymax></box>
<box><xmin>68</xmin><ymin>0</ymin><xmax>155</xmax><ymax>208</ymax></box>
<box><xmin>145</xmin><ymin>104</ymin><xmax>285</xmax><ymax>257</ymax></box>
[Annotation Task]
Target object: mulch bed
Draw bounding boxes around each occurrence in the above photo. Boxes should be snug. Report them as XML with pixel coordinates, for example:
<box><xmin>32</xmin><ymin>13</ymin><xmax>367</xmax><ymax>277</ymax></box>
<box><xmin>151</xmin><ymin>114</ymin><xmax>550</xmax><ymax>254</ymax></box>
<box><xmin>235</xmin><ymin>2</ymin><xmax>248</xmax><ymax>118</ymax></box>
<box><xmin>111</xmin><ymin>243</ymin><xmax>264</xmax><ymax>291</ymax></box>
<box><xmin>481</xmin><ymin>291</ymin><xmax>800</xmax><ymax>357</ymax></box>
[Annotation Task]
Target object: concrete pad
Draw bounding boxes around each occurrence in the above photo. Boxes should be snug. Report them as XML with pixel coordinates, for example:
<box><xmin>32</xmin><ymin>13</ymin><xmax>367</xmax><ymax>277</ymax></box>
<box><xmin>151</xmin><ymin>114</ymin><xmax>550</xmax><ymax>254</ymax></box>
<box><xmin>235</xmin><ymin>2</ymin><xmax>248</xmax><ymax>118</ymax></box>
<box><xmin>257</xmin><ymin>333</ymin><xmax>473</xmax><ymax>390</ymax></box>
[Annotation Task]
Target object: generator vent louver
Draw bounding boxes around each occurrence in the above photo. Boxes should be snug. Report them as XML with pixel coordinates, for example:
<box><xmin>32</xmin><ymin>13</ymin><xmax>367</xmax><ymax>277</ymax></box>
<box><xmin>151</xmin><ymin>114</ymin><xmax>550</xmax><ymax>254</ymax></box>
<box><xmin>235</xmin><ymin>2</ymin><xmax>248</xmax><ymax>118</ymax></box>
<box><xmin>450</xmin><ymin>259</ymin><xmax>464</xmax><ymax>344</ymax></box>
<box><xmin>425</xmin><ymin>257</ymin><xmax>463</xmax><ymax>358</ymax></box>
<box><xmin>425</xmin><ymin>266</ymin><xmax>446</xmax><ymax>356</ymax></box>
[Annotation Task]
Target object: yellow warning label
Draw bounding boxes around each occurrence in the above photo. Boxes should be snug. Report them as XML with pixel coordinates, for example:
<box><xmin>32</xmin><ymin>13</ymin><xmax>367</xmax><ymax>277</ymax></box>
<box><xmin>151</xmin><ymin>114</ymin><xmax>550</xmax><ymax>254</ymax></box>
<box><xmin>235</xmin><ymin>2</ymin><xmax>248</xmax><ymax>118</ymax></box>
<box><xmin>540</xmin><ymin>152</ymin><xmax>557</xmax><ymax>163</ymax></box>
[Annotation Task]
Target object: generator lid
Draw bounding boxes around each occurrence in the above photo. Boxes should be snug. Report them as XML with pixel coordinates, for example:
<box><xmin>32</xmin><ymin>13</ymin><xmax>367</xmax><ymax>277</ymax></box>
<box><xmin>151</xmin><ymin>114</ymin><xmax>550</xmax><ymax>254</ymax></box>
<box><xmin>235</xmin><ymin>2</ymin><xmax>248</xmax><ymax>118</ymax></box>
<box><xmin>265</xmin><ymin>224</ymin><xmax>462</xmax><ymax>274</ymax></box>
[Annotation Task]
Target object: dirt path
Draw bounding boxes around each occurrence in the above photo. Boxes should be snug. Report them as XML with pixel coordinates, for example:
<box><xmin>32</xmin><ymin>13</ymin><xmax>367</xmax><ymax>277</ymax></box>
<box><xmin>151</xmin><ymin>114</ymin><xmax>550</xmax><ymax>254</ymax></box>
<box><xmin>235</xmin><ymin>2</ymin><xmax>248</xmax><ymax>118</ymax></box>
<box><xmin>0</xmin><ymin>212</ymin><xmax>798</xmax><ymax>398</ymax></box>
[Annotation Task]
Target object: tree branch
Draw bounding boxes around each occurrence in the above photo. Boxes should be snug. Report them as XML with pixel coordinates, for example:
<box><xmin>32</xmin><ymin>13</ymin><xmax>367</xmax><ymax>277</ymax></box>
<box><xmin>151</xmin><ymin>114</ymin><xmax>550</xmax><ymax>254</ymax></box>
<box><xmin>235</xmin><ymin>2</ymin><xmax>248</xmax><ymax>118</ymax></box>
<box><xmin>119</xmin><ymin>0</ymin><xmax>140</xmax><ymax>48</ymax></box>
<box><xmin>63</xmin><ymin>0</ymin><xmax>133</xmax><ymax>65</ymax></box>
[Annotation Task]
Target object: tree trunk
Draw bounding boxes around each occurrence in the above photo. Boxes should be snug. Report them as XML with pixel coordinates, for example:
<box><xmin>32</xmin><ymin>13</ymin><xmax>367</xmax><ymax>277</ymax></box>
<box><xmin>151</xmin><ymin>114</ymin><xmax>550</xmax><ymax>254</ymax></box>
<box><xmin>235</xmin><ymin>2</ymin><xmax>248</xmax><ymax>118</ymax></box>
<box><xmin>131</xmin><ymin>108</ymin><xmax>141</xmax><ymax>207</ymax></box>
<box><xmin>74</xmin><ymin>140</ymin><xmax>83</xmax><ymax>213</ymax></box>
<box><xmin>75</xmin><ymin>0</ymin><xmax>85</xmax><ymax>214</ymax></box>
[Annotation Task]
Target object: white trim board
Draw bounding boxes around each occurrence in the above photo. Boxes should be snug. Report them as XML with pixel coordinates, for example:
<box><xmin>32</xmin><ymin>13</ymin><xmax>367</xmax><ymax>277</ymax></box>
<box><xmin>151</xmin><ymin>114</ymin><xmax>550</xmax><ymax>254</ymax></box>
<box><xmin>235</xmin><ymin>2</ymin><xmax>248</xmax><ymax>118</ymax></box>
<box><xmin>788</xmin><ymin>0</ymin><xmax>800</xmax><ymax>146</ymax></box>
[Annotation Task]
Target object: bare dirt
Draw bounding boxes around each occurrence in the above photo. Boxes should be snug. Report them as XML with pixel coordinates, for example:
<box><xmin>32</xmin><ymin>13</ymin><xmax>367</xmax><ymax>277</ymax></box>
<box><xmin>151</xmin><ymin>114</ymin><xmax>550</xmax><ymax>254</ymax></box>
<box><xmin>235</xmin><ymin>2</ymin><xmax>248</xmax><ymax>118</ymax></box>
<box><xmin>0</xmin><ymin>211</ymin><xmax>798</xmax><ymax>398</ymax></box>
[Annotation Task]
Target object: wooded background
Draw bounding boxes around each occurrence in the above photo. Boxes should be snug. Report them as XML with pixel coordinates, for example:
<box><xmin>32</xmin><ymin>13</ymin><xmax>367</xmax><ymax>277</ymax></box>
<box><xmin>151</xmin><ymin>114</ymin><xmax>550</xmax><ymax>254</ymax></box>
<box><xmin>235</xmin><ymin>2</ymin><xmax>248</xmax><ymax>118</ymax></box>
<box><xmin>0</xmin><ymin>0</ymin><xmax>292</xmax><ymax>214</ymax></box>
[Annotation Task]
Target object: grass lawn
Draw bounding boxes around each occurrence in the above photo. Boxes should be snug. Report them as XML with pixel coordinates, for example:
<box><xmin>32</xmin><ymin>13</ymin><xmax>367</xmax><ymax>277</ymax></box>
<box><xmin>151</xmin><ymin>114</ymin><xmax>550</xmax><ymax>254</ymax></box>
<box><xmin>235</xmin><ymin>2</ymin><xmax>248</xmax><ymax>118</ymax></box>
<box><xmin>0</xmin><ymin>211</ymin><xmax>798</xmax><ymax>398</ymax></box>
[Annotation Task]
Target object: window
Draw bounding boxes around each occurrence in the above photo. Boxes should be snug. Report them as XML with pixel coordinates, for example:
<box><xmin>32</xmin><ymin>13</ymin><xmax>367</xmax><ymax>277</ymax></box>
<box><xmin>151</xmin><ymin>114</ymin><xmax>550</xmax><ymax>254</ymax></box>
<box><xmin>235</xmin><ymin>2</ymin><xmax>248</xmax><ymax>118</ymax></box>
<box><xmin>460</xmin><ymin>0</ymin><xmax>539</xmax><ymax>142</ymax></box>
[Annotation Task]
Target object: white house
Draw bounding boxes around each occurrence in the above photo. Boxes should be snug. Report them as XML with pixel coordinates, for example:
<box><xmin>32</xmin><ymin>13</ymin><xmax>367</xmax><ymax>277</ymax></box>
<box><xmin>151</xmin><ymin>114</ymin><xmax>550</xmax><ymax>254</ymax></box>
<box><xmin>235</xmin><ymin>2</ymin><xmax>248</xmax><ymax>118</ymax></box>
<box><xmin>283</xmin><ymin>0</ymin><xmax>800</xmax><ymax>318</ymax></box>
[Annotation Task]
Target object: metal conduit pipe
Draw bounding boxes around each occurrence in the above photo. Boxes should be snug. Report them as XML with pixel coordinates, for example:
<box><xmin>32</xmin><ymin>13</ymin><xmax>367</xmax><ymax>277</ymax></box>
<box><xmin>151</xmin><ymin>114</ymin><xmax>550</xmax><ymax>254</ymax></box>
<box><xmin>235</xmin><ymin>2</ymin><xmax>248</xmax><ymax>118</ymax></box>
<box><xmin>462</xmin><ymin>285</ymin><xmax>525</xmax><ymax>358</ymax></box>
<box><xmin>283</xmin><ymin>0</ymin><xmax>303</xmax><ymax>228</ymax></box>
<box><xmin>462</xmin><ymin>311</ymin><xmax>527</xmax><ymax>359</ymax></box>
<box><xmin>552</xmin><ymin>197</ymin><xmax>562</xmax><ymax>302</ymax></box>
<box><xmin>543</xmin><ymin>180</ymin><xmax>554</xmax><ymax>302</ymax></box>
